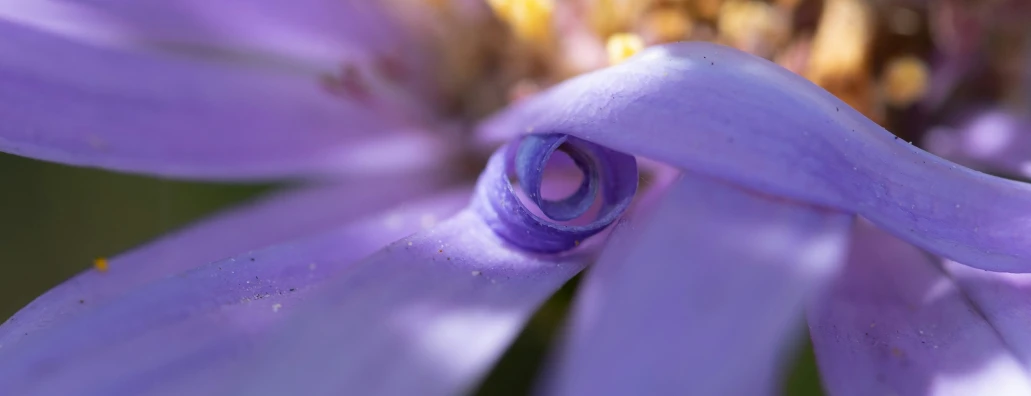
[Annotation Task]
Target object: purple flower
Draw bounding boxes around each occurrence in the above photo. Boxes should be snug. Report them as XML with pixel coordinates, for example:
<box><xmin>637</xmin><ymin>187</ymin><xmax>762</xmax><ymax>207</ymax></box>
<box><xmin>2</xmin><ymin>2</ymin><xmax>1031</xmax><ymax>395</ymax></box>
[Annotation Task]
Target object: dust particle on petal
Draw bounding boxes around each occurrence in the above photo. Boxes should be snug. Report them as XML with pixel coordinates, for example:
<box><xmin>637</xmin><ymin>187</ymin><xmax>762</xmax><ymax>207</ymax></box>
<box><xmin>471</xmin><ymin>271</ymin><xmax>481</xmax><ymax>276</ymax></box>
<box><xmin>272</xmin><ymin>303</ymin><xmax>282</xmax><ymax>313</ymax></box>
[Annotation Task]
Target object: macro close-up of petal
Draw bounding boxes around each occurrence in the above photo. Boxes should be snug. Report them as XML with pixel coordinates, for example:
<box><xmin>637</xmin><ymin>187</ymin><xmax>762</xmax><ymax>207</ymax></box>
<box><xmin>2</xmin><ymin>0</ymin><xmax>1031</xmax><ymax>395</ymax></box>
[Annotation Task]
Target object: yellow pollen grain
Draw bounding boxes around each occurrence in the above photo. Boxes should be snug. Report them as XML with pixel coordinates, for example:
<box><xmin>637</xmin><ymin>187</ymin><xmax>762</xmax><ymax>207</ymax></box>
<box><xmin>93</xmin><ymin>257</ymin><xmax>109</xmax><ymax>272</ymax></box>
<box><xmin>487</xmin><ymin>0</ymin><xmax>554</xmax><ymax>44</ymax></box>
<box><xmin>606</xmin><ymin>33</ymin><xmax>645</xmax><ymax>65</ymax></box>
<box><xmin>881</xmin><ymin>55</ymin><xmax>929</xmax><ymax>107</ymax></box>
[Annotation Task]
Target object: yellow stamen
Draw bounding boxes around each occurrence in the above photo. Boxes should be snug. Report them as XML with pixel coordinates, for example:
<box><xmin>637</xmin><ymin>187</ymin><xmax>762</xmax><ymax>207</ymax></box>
<box><xmin>805</xmin><ymin>0</ymin><xmax>875</xmax><ymax>117</ymax></box>
<box><xmin>882</xmin><ymin>55</ymin><xmax>929</xmax><ymax>107</ymax></box>
<box><xmin>487</xmin><ymin>0</ymin><xmax>554</xmax><ymax>44</ymax></box>
<box><xmin>589</xmin><ymin>0</ymin><xmax>654</xmax><ymax>37</ymax></box>
<box><xmin>717</xmin><ymin>1</ymin><xmax>789</xmax><ymax>56</ymax></box>
<box><xmin>606</xmin><ymin>33</ymin><xmax>645</xmax><ymax>65</ymax></box>
<box><xmin>642</xmin><ymin>7</ymin><xmax>693</xmax><ymax>43</ymax></box>
<box><xmin>93</xmin><ymin>257</ymin><xmax>109</xmax><ymax>272</ymax></box>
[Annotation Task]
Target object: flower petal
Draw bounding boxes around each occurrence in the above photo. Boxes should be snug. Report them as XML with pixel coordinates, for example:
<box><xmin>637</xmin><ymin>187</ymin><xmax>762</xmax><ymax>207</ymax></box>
<box><xmin>0</xmin><ymin>173</ymin><xmax>452</xmax><ymax>347</ymax></box>
<box><xmin>481</xmin><ymin>42</ymin><xmax>1031</xmax><ymax>272</ymax></box>
<box><xmin>923</xmin><ymin>110</ymin><xmax>1031</xmax><ymax>178</ymax></box>
<box><xmin>0</xmin><ymin>19</ymin><xmax>451</xmax><ymax>180</ymax></box>
<box><xmin>1</xmin><ymin>0</ymin><xmax>418</xmax><ymax>73</ymax></box>
<box><xmin>945</xmin><ymin>260</ymin><xmax>1031</xmax><ymax>368</ymax></box>
<box><xmin>545</xmin><ymin>174</ymin><xmax>852</xmax><ymax>395</ymax></box>
<box><xmin>229</xmin><ymin>210</ymin><xmax>593</xmax><ymax>396</ymax></box>
<box><xmin>808</xmin><ymin>221</ymin><xmax>1031</xmax><ymax>396</ymax></box>
<box><xmin>0</xmin><ymin>188</ymin><xmax>471</xmax><ymax>396</ymax></box>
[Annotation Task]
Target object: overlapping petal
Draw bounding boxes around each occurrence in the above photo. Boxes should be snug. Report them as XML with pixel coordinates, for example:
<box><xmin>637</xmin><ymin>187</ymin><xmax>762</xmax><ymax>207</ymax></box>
<box><xmin>225</xmin><ymin>137</ymin><xmax>639</xmax><ymax>396</ymax></box>
<box><xmin>0</xmin><ymin>187</ymin><xmax>471</xmax><ymax>396</ymax></box>
<box><xmin>808</xmin><ymin>221</ymin><xmax>1031</xmax><ymax>396</ymax></box>
<box><xmin>546</xmin><ymin>174</ymin><xmax>852</xmax><ymax>395</ymax></box>
<box><xmin>227</xmin><ymin>210</ymin><xmax>591</xmax><ymax>396</ymax></box>
<box><xmin>0</xmin><ymin>0</ymin><xmax>415</xmax><ymax>72</ymax></box>
<box><xmin>480</xmin><ymin>42</ymin><xmax>1031</xmax><ymax>272</ymax></box>
<box><xmin>946</xmin><ymin>260</ymin><xmax>1031</xmax><ymax>368</ymax></box>
<box><xmin>0</xmin><ymin>173</ymin><xmax>453</xmax><ymax>347</ymax></box>
<box><xmin>0</xmin><ymin>19</ymin><xmax>451</xmax><ymax>180</ymax></box>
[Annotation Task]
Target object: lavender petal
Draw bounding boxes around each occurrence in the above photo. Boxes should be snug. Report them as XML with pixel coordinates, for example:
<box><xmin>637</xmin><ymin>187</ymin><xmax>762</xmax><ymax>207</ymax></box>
<box><xmin>1</xmin><ymin>0</ymin><xmax>422</xmax><ymax>77</ymax></box>
<box><xmin>0</xmin><ymin>19</ymin><xmax>450</xmax><ymax>180</ymax></box>
<box><xmin>808</xmin><ymin>221</ymin><xmax>1031</xmax><ymax>396</ymax></box>
<box><xmin>546</xmin><ymin>174</ymin><xmax>852</xmax><ymax>395</ymax></box>
<box><xmin>0</xmin><ymin>173</ymin><xmax>452</xmax><ymax>348</ymax></box>
<box><xmin>946</xmin><ymin>260</ymin><xmax>1031</xmax><ymax>368</ymax></box>
<box><xmin>0</xmin><ymin>188</ymin><xmax>471</xmax><ymax>396</ymax></box>
<box><xmin>229</xmin><ymin>210</ymin><xmax>591</xmax><ymax>396</ymax></box>
<box><xmin>480</xmin><ymin>42</ymin><xmax>1031</xmax><ymax>272</ymax></box>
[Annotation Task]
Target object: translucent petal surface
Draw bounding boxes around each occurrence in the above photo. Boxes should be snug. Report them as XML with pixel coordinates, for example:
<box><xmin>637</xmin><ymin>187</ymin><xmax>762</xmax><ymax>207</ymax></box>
<box><xmin>946</xmin><ymin>260</ymin><xmax>1031</xmax><ymax>368</ymax></box>
<box><xmin>232</xmin><ymin>210</ymin><xmax>591</xmax><ymax>396</ymax></box>
<box><xmin>808</xmin><ymin>221</ymin><xmax>1031</xmax><ymax>396</ymax></box>
<box><xmin>0</xmin><ymin>188</ymin><xmax>471</xmax><ymax>396</ymax></box>
<box><xmin>0</xmin><ymin>0</ymin><xmax>419</xmax><ymax>73</ymax></box>
<box><xmin>0</xmin><ymin>19</ymin><xmax>450</xmax><ymax>180</ymax></box>
<box><xmin>481</xmin><ymin>42</ymin><xmax>1031</xmax><ymax>272</ymax></box>
<box><xmin>547</xmin><ymin>174</ymin><xmax>852</xmax><ymax>395</ymax></box>
<box><xmin>0</xmin><ymin>173</ymin><xmax>452</xmax><ymax>347</ymax></box>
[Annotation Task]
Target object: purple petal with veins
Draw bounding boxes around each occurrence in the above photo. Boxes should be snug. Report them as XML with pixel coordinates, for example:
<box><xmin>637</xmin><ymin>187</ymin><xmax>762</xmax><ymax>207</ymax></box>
<box><xmin>0</xmin><ymin>19</ymin><xmax>451</xmax><ymax>180</ymax></box>
<box><xmin>222</xmin><ymin>137</ymin><xmax>639</xmax><ymax>396</ymax></box>
<box><xmin>481</xmin><ymin>42</ymin><xmax>1031</xmax><ymax>272</ymax></box>
<box><xmin>0</xmin><ymin>188</ymin><xmax>471</xmax><ymax>396</ymax></box>
<box><xmin>546</xmin><ymin>174</ymin><xmax>851</xmax><ymax>395</ymax></box>
<box><xmin>946</xmin><ymin>260</ymin><xmax>1031</xmax><ymax>368</ymax></box>
<box><xmin>809</xmin><ymin>221</ymin><xmax>1031</xmax><ymax>395</ymax></box>
<box><xmin>0</xmin><ymin>172</ymin><xmax>454</xmax><ymax>347</ymax></box>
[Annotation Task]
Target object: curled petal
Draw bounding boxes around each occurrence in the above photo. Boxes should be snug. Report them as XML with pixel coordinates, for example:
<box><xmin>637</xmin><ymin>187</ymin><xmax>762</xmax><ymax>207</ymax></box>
<box><xmin>0</xmin><ymin>19</ymin><xmax>449</xmax><ymax>180</ymax></box>
<box><xmin>0</xmin><ymin>173</ymin><xmax>452</xmax><ymax>348</ymax></box>
<box><xmin>481</xmin><ymin>42</ymin><xmax>1031</xmax><ymax>272</ymax></box>
<box><xmin>473</xmin><ymin>134</ymin><xmax>637</xmax><ymax>253</ymax></box>
<box><xmin>0</xmin><ymin>188</ymin><xmax>471</xmax><ymax>396</ymax></box>
<box><xmin>546</xmin><ymin>174</ymin><xmax>852</xmax><ymax>395</ymax></box>
<box><xmin>808</xmin><ymin>221</ymin><xmax>1031</xmax><ymax>396</ymax></box>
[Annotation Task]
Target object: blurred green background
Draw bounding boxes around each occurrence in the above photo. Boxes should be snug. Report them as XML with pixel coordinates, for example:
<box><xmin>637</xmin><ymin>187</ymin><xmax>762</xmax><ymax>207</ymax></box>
<box><xmin>0</xmin><ymin>152</ymin><xmax>268</xmax><ymax>320</ymax></box>
<box><xmin>0</xmin><ymin>149</ymin><xmax>824</xmax><ymax>395</ymax></box>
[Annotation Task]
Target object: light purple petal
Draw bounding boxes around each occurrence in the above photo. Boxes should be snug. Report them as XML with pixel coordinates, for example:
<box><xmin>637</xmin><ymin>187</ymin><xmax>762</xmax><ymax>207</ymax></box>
<box><xmin>946</xmin><ymin>260</ymin><xmax>1031</xmax><ymax>368</ymax></box>
<box><xmin>923</xmin><ymin>110</ymin><xmax>1031</xmax><ymax>178</ymax></box>
<box><xmin>0</xmin><ymin>188</ymin><xmax>471</xmax><ymax>396</ymax></box>
<box><xmin>228</xmin><ymin>209</ymin><xmax>592</xmax><ymax>396</ymax></box>
<box><xmin>1</xmin><ymin>0</ymin><xmax>415</xmax><ymax>71</ymax></box>
<box><xmin>0</xmin><ymin>173</ymin><xmax>453</xmax><ymax>347</ymax></box>
<box><xmin>545</xmin><ymin>174</ymin><xmax>852</xmax><ymax>395</ymax></box>
<box><xmin>808</xmin><ymin>221</ymin><xmax>1031</xmax><ymax>396</ymax></box>
<box><xmin>480</xmin><ymin>42</ymin><xmax>1031</xmax><ymax>272</ymax></box>
<box><xmin>0</xmin><ymin>19</ymin><xmax>452</xmax><ymax>180</ymax></box>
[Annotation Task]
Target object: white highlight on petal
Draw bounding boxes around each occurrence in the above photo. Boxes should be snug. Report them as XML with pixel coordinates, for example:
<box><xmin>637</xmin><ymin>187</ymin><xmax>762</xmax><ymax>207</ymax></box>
<box><xmin>392</xmin><ymin>306</ymin><xmax>521</xmax><ymax>383</ymax></box>
<box><xmin>930</xmin><ymin>355</ymin><xmax>1031</xmax><ymax>396</ymax></box>
<box><xmin>921</xmin><ymin>277</ymin><xmax>955</xmax><ymax>304</ymax></box>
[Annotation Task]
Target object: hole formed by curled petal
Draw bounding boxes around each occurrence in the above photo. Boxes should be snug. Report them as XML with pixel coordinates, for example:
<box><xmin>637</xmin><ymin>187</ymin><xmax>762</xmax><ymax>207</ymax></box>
<box><xmin>474</xmin><ymin>134</ymin><xmax>638</xmax><ymax>253</ymax></box>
